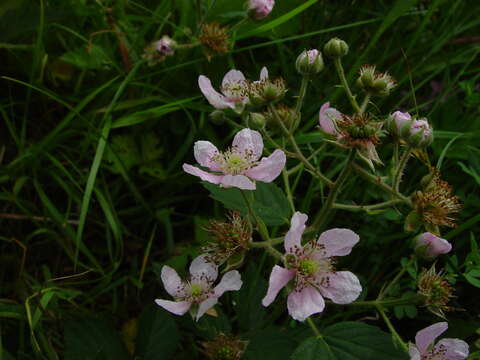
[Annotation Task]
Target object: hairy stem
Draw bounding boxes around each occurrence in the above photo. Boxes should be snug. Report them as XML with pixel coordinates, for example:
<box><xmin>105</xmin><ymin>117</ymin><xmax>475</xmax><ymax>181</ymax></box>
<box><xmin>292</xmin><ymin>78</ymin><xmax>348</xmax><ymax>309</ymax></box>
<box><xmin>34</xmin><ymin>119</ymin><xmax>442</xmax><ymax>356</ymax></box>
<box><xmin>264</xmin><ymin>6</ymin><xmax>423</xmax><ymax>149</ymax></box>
<box><xmin>333</xmin><ymin>58</ymin><xmax>361</xmax><ymax>113</ymax></box>
<box><xmin>376</xmin><ymin>304</ymin><xmax>409</xmax><ymax>353</ymax></box>
<box><xmin>393</xmin><ymin>147</ymin><xmax>411</xmax><ymax>192</ymax></box>
<box><xmin>295</xmin><ymin>76</ymin><xmax>309</xmax><ymax>116</ymax></box>
<box><xmin>332</xmin><ymin>199</ymin><xmax>403</xmax><ymax>212</ymax></box>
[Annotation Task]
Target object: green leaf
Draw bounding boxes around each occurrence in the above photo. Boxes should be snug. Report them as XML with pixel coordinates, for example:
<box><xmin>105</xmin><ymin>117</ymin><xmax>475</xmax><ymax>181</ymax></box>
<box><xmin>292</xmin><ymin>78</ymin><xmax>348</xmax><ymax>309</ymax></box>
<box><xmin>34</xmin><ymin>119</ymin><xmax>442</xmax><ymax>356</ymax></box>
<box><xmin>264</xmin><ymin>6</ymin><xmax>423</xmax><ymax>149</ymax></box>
<box><xmin>64</xmin><ymin>315</ymin><xmax>130</xmax><ymax>360</ymax></box>
<box><xmin>135</xmin><ymin>305</ymin><xmax>180</xmax><ymax>360</ymax></box>
<box><xmin>202</xmin><ymin>182</ymin><xmax>290</xmax><ymax>226</ymax></box>
<box><xmin>292</xmin><ymin>322</ymin><xmax>408</xmax><ymax>360</ymax></box>
<box><xmin>242</xmin><ymin>328</ymin><xmax>298</xmax><ymax>360</ymax></box>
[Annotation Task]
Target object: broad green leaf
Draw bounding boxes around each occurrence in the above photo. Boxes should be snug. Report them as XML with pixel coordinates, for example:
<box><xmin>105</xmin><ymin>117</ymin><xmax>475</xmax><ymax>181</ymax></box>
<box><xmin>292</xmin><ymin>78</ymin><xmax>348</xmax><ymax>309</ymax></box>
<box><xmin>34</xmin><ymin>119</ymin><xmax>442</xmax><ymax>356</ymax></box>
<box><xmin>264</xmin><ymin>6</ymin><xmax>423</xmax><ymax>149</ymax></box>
<box><xmin>135</xmin><ymin>305</ymin><xmax>179</xmax><ymax>360</ymax></box>
<box><xmin>64</xmin><ymin>315</ymin><xmax>130</xmax><ymax>360</ymax></box>
<box><xmin>202</xmin><ymin>182</ymin><xmax>290</xmax><ymax>226</ymax></box>
<box><xmin>243</xmin><ymin>328</ymin><xmax>298</xmax><ymax>360</ymax></box>
<box><xmin>292</xmin><ymin>322</ymin><xmax>408</xmax><ymax>360</ymax></box>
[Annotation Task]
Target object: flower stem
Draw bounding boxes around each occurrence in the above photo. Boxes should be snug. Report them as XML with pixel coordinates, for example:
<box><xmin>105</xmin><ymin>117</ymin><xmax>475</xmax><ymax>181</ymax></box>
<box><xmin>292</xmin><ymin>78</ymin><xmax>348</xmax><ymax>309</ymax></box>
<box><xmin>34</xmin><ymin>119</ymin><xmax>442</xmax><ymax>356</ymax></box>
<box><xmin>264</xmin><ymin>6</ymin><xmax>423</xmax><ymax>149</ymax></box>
<box><xmin>269</xmin><ymin>105</ymin><xmax>334</xmax><ymax>187</ymax></box>
<box><xmin>375</xmin><ymin>304</ymin><xmax>409</xmax><ymax>353</ymax></box>
<box><xmin>282</xmin><ymin>169</ymin><xmax>296</xmax><ymax>213</ymax></box>
<box><xmin>333</xmin><ymin>58</ymin><xmax>361</xmax><ymax>113</ymax></box>
<box><xmin>332</xmin><ymin>199</ymin><xmax>403</xmax><ymax>212</ymax></box>
<box><xmin>307</xmin><ymin>317</ymin><xmax>321</xmax><ymax>337</ymax></box>
<box><xmin>351</xmin><ymin>163</ymin><xmax>412</xmax><ymax>206</ymax></box>
<box><xmin>312</xmin><ymin>150</ymin><xmax>355</xmax><ymax>229</ymax></box>
<box><xmin>345</xmin><ymin>294</ymin><xmax>423</xmax><ymax>308</ymax></box>
<box><xmin>295</xmin><ymin>76</ymin><xmax>309</xmax><ymax>116</ymax></box>
<box><xmin>393</xmin><ymin>147</ymin><xmax>411</xmax><ymax>192</ymax></box>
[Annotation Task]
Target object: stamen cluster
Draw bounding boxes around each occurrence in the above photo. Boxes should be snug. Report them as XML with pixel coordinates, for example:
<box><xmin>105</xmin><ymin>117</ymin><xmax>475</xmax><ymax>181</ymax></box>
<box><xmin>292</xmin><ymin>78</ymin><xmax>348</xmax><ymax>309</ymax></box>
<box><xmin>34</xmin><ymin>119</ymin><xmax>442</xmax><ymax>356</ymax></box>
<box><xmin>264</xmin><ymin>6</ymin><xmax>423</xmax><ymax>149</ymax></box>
<box><xmin>199</xmin><ymin>22</ymin><xmax>230</xmax><ymax>59</ymax></box>
<box><xmin>417</xmin><ymin>266</ymin><xmax>454</xmax><ymax>318</ymax></box>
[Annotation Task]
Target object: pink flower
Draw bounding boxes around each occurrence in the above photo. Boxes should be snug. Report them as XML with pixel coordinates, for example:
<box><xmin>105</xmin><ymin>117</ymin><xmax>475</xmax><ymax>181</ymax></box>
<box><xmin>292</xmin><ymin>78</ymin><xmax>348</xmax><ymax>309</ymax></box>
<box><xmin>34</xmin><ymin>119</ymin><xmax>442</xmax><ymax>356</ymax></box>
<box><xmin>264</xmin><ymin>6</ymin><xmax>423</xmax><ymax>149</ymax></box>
<box><xmin>198</xmin><ymin>68</ymin><xmax>267</xmax><ymax>113</ymax></box>
<box><xmin>415</xmin><ymin>232</ymin><xmax>452</xmax><ymax>260</ymax></box>
<box><xmin>247</xmin><ymin>0</ymin><xmax>275</xmax><ymax>20</ymax></box>
<box><xmin>183</xmin><ymin>128</ymin><xmax>286</xmax><ymax>190</ymax></box>
<box><xmin>154</xmin><ymin>35</ymin><xmax>176</xmax><ymax>56</ymax></box>
<box><xmin>318</xmin><ymin>102</ymin><xmax>342</xmax><ymax>135</ymax></box>
<box><xmin>262</xmin><ymin>212</ymin><xmax>362</xmax><ymax>321</ymax></box>
<box><xmin>409</xmin><ymin>322</ymin><xmax>469</xmax><ymax>360</ymax></box>
<box><xmin>155</xmin><ymin>254</ymin><xmax>242</xmax><ymax>321</ymax></box>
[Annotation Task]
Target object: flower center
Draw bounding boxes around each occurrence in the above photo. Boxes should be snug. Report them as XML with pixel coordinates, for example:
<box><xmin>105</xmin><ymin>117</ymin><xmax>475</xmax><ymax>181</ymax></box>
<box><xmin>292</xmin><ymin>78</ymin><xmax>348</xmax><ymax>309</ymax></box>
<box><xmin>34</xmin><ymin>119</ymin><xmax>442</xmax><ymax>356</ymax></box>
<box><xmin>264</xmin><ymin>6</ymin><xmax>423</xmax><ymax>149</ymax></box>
<box><xmin>298</xmin><ymin>259</ymin><xmax>319</xmax><ymax>276</ymax></box>
<box><xmin>222</xmin><ymin>82</ymin><xmax>247</xmax><ymax>102</ymax></box>
<box><xmin>190</xmin><ymin>283</ymin><xmax>204</xmax><ymax>297</ymax></box>
<box><xmin>213</xmin><ymin>147</ymin><xmax>256</xmax><ymax>175</ymax></box>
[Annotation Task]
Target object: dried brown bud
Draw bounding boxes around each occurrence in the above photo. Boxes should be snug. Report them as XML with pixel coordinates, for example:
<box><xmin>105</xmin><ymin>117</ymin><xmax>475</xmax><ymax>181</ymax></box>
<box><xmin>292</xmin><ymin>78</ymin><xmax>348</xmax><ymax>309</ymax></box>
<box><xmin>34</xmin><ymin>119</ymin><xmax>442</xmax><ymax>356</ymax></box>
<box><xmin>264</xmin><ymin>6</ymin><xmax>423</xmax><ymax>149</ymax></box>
<box><xmin>417</xmin><ymin>265</ymin><xmax>454</xmax><ymax>318</ymax></box>
<box><xmin>199</xmin><ymin>22</ymin><xmax>230</xmax><ymax>60</ymax></box>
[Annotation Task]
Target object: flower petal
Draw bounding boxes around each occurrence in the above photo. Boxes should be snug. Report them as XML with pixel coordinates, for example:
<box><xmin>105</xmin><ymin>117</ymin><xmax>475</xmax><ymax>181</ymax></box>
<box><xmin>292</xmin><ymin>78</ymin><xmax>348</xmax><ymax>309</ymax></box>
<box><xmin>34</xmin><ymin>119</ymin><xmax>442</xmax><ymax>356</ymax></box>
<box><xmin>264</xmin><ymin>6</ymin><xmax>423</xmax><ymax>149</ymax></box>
<box><xmin>419</xmin><ymin>233</ymin><xmax>452</xmax><ymax>259</ymax></box>
<box><xmin>284</xmin><ymin>212</ymin><xmax>308</xmax><ymax>253</ymax></box>
<box><xmin>287</xmin><ymin>286</ymin><xmax>325</xmax><ymax>322</ymax></box>
<box><xmin>155</xmin><ymin>299</ymin><xmax>191</xmax><ymax>316</ymax></box>
<box><xmin>262</xmin><ymin>265</ymin><xmax>295</xmax><ymax>307</ymax></box>
<box><xmin>161</xmin><ymin>265</ymin><xmax>185</xmax><ymax>298</ymax></box>
<box><xmin>415</xmin><ymin>322</ymin><xmax>448</xmax><ymax>354</ymax></box>
<box><xmin>408</xmin><ymin>343</ymin><xmax>421</xmax><ymax>360</ymax></box>
<box><xmin>317</xmin><ymin>228</ymin><xmax>360</xmax><ymax>257</ymax></box>
<box><xmin>222</xmin><ymin>69</ymin><xmax>246</xmax><ymax>88</ymax></box>
<box><xmin>195</xmin><ymin>297</ymin><xmax>218</xmax><ymax>321</ymax></box>
<box><xmin>183</xmin><ymin>164</ymin><xmax>223</xmax><ymax>184</ymax></box>
<box><xmin>220</xmin><ymin>174</ymin><xmax>256</xmax><ymax>190</ymax></box>
<box><xmin>246</xmin><ymin>150</ymin><xmax>286</xmax><ymax>182</ymax></box>
<box><xmin>214</xmin><ymin>270</ymin><xmax>243</xmax><ymax>297</ymax></box>
<box><xmin>232</xmin><ymin>128</ymin><xmax>264</xmax><ymax>160</ymax></box>
<box><xmin>319</xmin><ymin>102</ymin><xmax>341</xmax><ymax>135</ymax></box>
<box><xmin>198</xmin><ymin>75</ymin><xmax>231</xmax><ymax>109</ymax></box>
<box><xmin>193</xmin><ymin>141</ymin><xmax>221</xmax><ymax>171</ymax></box>
<box><xmin>189</xmin><ymin>254</ymin><xmax>218</xmax><ymax>282</ymax></box>
<box><xmin>436</xmin><ymin>338</ymin><xmax>469</xmax><ymax>360</ymax></box>
<box><xmin>260</xmin><ymin>66</ymin><xmax>269</xmax><ymax>80</ymax></box>
<box><xmin>318</xmin><ymin>271</ymin><xmax>362</xmax><ymax>304</ymax></box>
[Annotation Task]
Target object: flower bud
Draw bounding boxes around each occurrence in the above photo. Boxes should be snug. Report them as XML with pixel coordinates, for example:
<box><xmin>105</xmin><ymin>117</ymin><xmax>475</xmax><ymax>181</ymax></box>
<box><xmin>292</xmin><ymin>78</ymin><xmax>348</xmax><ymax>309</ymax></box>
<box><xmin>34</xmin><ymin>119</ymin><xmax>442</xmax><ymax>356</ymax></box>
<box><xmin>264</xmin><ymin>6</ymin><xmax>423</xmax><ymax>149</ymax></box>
<box><xmin>248</xmin><ymin>112</ymin><xmax>266</xmax><ymax>129</ymax></box>
<box><xmin>247</xmin><ymin>0</ymin><xmax>275</xmax><ymax>20</ymax></box>
<box><xmin>356</xmin><ymin>65</ymin><xmax>396</xmax><ymax>97</ymax></box>
<box><xmin>405</xmin><ymin>118</ymin><xmax>433</xmax><ymax>148</ymax></box>
<box><xmin>295</xmin><ymin>49</ymin><xmax>324</xmax><ymax>76</ymax></box>
<box><xmin>414</xmin><ymin>232</ymin><xmax>452</xmax><ymax>260</ymax></box>
<box><xmin>323</xmin><ymin>37</ymin><xmax>349</xmax><ymax>58</ymax></box>
<box><xmin>318</xmin><ymin>102</ymin><xmax>341</xmax><ymax>135</ymax></box>
<box><xmin>210</xmin><ymin>110</ymin><xmax>226</xmax><ymax>125</ymax></box>
<box><xmin>154</xmin><ymin>35</ymin><xmax>177</xmax><ymax>56</ymax></box>
<box><xmin>384</xmin><ymin>111</ymin><xmax>413</xmax><ymax>137</ymax></box>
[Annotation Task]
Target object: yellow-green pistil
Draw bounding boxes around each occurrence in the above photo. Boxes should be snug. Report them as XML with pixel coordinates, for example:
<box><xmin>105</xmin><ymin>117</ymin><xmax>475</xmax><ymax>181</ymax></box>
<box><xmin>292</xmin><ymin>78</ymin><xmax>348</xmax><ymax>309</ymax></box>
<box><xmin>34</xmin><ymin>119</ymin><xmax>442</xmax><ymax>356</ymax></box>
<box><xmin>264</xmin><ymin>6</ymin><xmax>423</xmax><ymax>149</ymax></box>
<box><xmin>190</xmin><ymin>283</ymin><xmax>203</xmax><ymax>297</ymax></box>
<box><xmin>298</xmin><ymin>259</ymin><xmax>319</xmax><ymax>276</ymax></box>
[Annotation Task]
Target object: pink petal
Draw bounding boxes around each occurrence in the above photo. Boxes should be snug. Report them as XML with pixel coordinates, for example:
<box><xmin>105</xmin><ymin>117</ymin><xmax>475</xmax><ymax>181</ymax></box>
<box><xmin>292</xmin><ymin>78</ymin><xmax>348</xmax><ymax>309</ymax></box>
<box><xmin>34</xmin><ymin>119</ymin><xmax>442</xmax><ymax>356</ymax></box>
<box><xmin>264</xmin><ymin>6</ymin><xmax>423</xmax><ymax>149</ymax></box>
<box><xmin>408</xmin><ymin>344</ymin><xmax>421</xmax><ymax>360</ymax></box>
<box><xmin>415</xmin><ymin>322</ymin><xmax>448</xmax><ymax>354</ymax></box>
<box><xmin>319</xmin><ymin>102</ymin><xmax>341</xmax><ymax>135</ymax></box>
<box><xmin>436</xmin><ymin>338</ymin><xmax>469</xmax><ymax>360</ymax></box>
<box><xmin>318</xmin><ymin>271</ymin><xmax>362</xmax><ymax>304</ymax></box>
<box><xmin>214</xmin><ymin>270</ymin><xmax>243</xmax><ymax>297</ymax></box>
<box><xmin>220</xmin><ymin>174</ymin><xmax>256</xmax><ymax>190</ymax></box>
<box><xmin>287</xmin><ymin>286</ymin><xmax>325</xmax><ymax>322</ymax></box>
<box><xmin>420</xmin><ymin>233</ymin><xmax>452</xmax><ymax>258</ymax></box>
<box><xmin>198</xmin><ymin>75</ymin><xmax>231</xmax><ymax>109</ymax></box>
<box><xmin>155</xmin><ymin>299</ymin><xmax>191</xmax><ymax>316</ymax></box>
<box><xmin>161</xmin><ymin>265</ymin><xmax>185</xmax><ymax>298</ymax></box>
<box><xmin>195</xmin><ymin>297</ymin><xmax>218</xmax><ymax>321</ymax></box>
<box><xmin>246</xmin><ymin>149</ymin><xmax>286</xmax><ymax>182</ymax></box>
<box><xmin>189</xmin><ymin>254</ymin><xmax>218</xmax><ymax>282</ymax></box>
<box><xmin>262</xmin><ymin>265</ymin><xmax>295</xmax><ymax>306</ymax></box>
<box><xmin>183</xmin><ymin>164</ymin><xmax>223</xmax><ymax>184</ymax></box>
<box><xmin>193</xmin><ymin>141</ymin><xmax>221</xmax><ymax>171</ymax></box>
<box><xmin>260</xmin><ymin>66</ymin><xmax>269</xmax><ymax>80</ymax></box>
<box><xmin>222</xmin><ymin>69</ymin><xmax>246</xmax><ymax>88</ymax></box>
<box><xmin>232</xmin><ymin>128</ymin><xmax>264</xmax><ymax>160</ymax></box>
<box><xmin>317</xmin><ymin>228</ymin><xmax>360</xmax><ymax>257</ymax></box>
<box><xmin>284</xmin><ymin>212</ymin><xmax>308</xmax><ymax>253</ymax></box>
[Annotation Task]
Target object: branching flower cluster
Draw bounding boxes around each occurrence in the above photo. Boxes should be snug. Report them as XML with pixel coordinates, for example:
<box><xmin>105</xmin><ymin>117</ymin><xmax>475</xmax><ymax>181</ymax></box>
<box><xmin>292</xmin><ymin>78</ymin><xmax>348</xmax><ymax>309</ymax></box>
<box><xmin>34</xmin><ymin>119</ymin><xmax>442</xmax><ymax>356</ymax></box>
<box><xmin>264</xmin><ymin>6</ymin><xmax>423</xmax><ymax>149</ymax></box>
<box><xmin>154</xmin><ymin>34</ymin><xmax>469</xmax><ymax>359</ymax></box>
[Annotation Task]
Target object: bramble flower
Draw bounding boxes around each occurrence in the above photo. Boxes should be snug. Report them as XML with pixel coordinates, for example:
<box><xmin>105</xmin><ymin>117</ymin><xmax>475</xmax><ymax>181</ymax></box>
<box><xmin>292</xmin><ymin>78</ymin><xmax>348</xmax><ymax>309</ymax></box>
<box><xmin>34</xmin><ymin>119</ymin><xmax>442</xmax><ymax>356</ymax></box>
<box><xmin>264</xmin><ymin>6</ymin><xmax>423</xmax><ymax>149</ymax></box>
<box><xmin>409</xmin><ymin>322</ymin><xmax>469</xmax><ymax>360</ymax></box>
<box><xmin>415</xmin><ymin>232</ymin><xmax>452</xmax><ymax>260</ymax></box>
<box><xmin>295</xmin><ymin>49</ymin><xmax>324</xmax><ymax>76</ymax></box>
<box><xmin>155</xmin><ymin>254</ymin><xmax>242</xmax><ymax>321</ymax></box>
<box><xmin>262</xmin><ymin>212</ymin><xmax>362</xmax><ymax>322</ymax></box>
<box><xmin>247</xmin><ymin>0</ymin><xmax>275</xmax><ymax>20</ymax></box>
<box><xmin>199</xmin><ymin>22</ymin><xmax>230</xmax><ymax>60</ymax></box>
<box><xmin>407</xmin><ymin>118</ymin><xmax>434</xmax><ymax>148</ymax></box>
<box><xmin>183</xmin><ymin>128</ymin><xmax>286</xmax><ymax>190</ymax></box>
<box><xmin>318</xmin><ymin>102</ymin><xmax>342</xmax><ymax>135</ymax></box>
<box><xmin>142</xmin><ymin>35</ymin><xmax>177</xmax><ymax>66</ymax></box>
<box><xmin>154</xmin><ymin>35</ymin><xmax>176</xmax><ymax>56</ymax></box>
<box><xmin>417</xmin><ymin>265</ymin><xmax>454</xmax><ymax>318</ymax></box>
<box><xmin>199</xmin><ymin>68</ymin><xmax>267</xmax><ymax>114</ymax></box>
<box><xmin>385</xmin><ymin>111</ymin><xmax>412</xmax><ymax>137</ymax></box>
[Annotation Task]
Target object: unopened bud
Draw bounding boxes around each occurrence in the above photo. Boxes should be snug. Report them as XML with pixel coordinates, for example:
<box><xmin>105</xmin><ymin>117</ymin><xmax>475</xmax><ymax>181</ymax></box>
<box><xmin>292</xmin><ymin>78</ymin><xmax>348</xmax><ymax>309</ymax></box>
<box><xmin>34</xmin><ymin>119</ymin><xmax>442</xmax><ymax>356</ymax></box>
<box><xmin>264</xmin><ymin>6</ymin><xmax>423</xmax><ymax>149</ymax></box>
<box><xmin>414</xmin><ymin>232</ymin><xmax>452</xmax><ymax>261</ymax></box>
<box><xmin>248</xmin><ymin>112</ymin><xmax>266</xmax><ymax>129</ymax></box>
<box><xmin>247</xmin><ymin>0</ymin><xmax>275</xmax><ymax>20</ymax></box>
<box><xmin>405</xmin><ymin>118</ymin><xmax>433</xmax><ymax>148</ymax></box>
<box><xmin>356</xmin><ymin>65</ymin><xmax>396</xmax><ymax>97</ymax></box>
<box><xmin>210</xmin><ymin>110</ymin><xmax>226</xmax><ymax>125</ymax></box>
<box><xmin>384</xmin><ymin>111</ymin><xmax>413</xmax><ymax>138</ymax></box>
<box><xmin>154</xmin><ymin>35</ymin><xmax>177</xmax><ymax>56</ymax></box>
<box><xmin>295</xmin><ymin>49</ymin><xmax>324</xmax><ymax>76</ymax></box>
<box><xmin>323</xmin><ymin>38</ymin><xmax>349</xmax><ymax>58</ymax></box>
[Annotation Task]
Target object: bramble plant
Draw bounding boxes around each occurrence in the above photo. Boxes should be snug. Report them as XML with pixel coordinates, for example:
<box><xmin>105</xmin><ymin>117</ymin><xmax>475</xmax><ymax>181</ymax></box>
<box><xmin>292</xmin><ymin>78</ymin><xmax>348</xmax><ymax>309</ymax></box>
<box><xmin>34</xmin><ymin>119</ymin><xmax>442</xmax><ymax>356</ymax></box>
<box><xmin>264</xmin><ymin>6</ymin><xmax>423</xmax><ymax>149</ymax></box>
<box><xmin>1</xmin><ymin>1</ymin><xmax>479</xmax><ymax>359</ymax></box>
